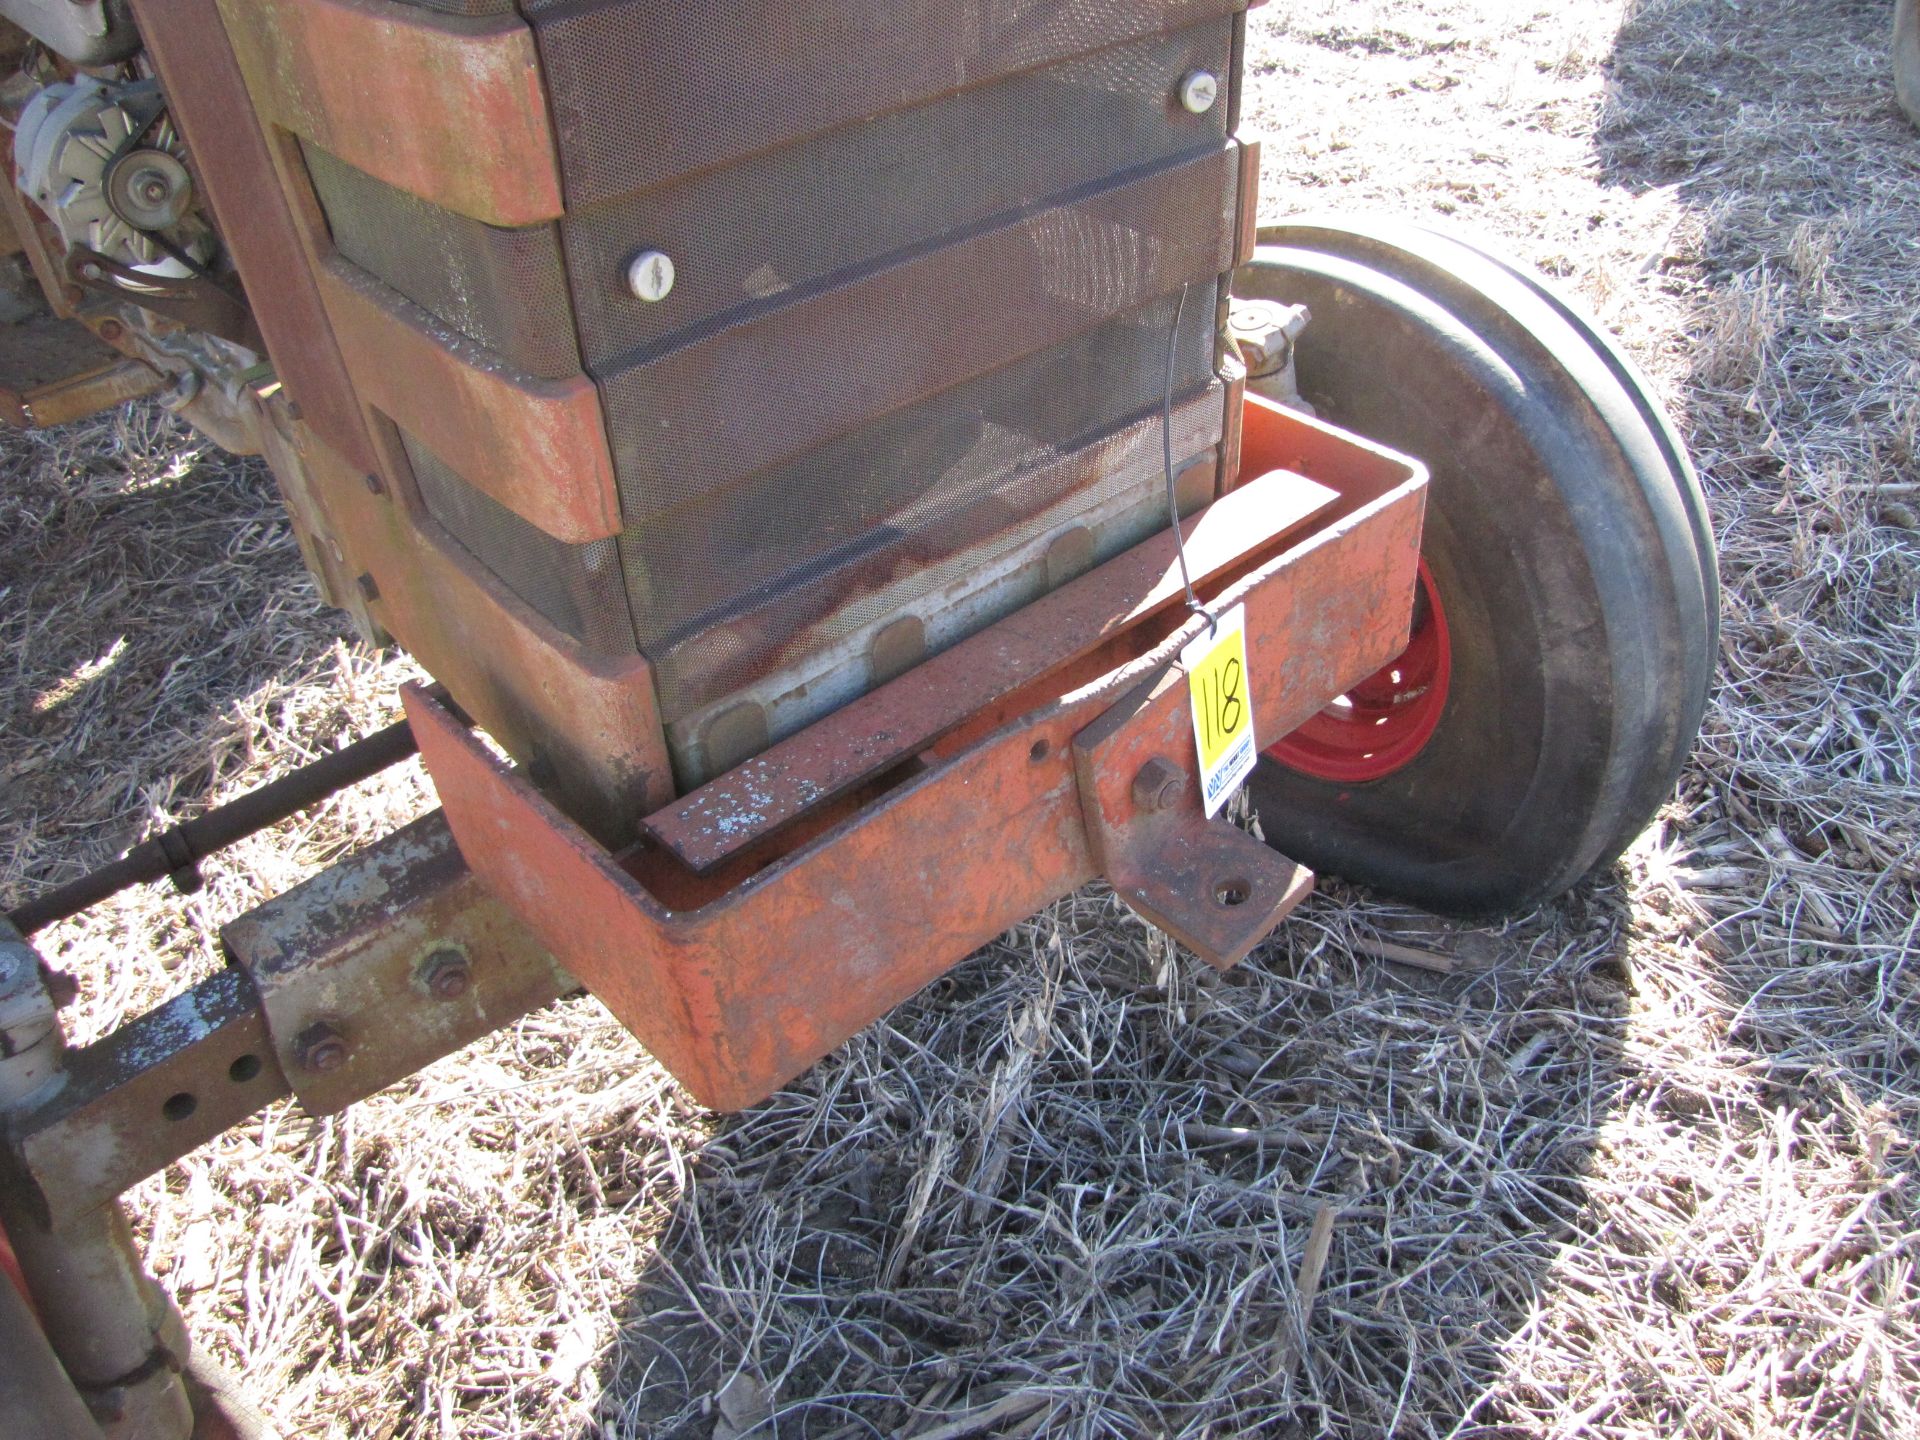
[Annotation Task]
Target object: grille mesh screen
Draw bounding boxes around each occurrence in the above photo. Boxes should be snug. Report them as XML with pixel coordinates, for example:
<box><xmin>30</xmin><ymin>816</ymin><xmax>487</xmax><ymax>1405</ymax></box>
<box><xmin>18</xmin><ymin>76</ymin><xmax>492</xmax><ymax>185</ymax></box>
<box><xmin>402</xmin><ymin>430</ymin><xmax>640</xmax><ymax>658</ymax></box>
<box><xmin>624</xmin><ymin>290</ymin><xmax>1221</xmax><ymax>719</ymax></box>
<box><xmin>561</xmin><ymin>21</ymin><xmax>1233</xmax><ymax>368</ymax></box>
<box><xmin>302</xmin><ymin>143</ymin><xmax>583</xmax><ymax>381</ymax></box>
<box><xmin>309</xmin><ymin>3</ymin><xmax>1248</xmax><ymax>784</ymax></box>
<box><xmin>599</xmin><ymin>148</ymin><xmax>1236</xmax><ymax>526</ymax></box>
<box><xmin>521</xmin><ymin>0</ymin><xmax>1245</xmax><ymax>207</ymax></box>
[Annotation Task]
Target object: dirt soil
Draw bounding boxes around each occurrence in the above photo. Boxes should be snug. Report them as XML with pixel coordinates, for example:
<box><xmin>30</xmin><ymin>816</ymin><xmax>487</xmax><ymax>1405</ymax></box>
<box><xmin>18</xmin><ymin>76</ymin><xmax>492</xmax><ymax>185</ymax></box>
<box><xmin>3</xmin><ymin>1</ymin><xmax>1918</xmax><ymax>1436</ymax></box>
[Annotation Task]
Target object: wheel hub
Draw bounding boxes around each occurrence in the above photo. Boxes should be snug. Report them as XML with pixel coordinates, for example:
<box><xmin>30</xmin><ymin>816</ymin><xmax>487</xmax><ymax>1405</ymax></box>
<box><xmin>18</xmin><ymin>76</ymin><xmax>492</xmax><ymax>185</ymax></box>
<box><xmin>1266</xmin><ymin>560</ymin><xmax>1452</xmax><ymax>783</ymax></box>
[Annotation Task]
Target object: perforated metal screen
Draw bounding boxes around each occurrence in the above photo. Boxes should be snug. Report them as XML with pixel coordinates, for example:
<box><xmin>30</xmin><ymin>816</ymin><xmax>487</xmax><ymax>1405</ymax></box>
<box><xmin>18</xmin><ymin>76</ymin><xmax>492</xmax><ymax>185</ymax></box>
<box><xmin>300</xmin><ymin>1</ymin><xmax>1251</xmax><ymax>786</ymax></box>
<box><xmin>626</xmin><ymin>292</ymin><xmax>1223</xmax><ymax>722</ymax></box>
<box><xmin>302</xmin><ymin>142</ymin><xmax>582</xmax><ymax>381</ymax></box>
<box><xmin>560</xmin><ymin>22</ymin><xmax>1235</xmax><ymax>370</ymax></box>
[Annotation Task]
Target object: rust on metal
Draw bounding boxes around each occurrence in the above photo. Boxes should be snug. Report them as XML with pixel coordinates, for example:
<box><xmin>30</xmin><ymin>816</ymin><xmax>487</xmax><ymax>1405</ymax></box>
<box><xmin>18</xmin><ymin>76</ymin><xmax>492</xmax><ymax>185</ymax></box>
<box><xmin>256</xmin><ymin>405</ymin><xmax>676</xmax><ymax>841</ymax></box>
<box><xmin>8</xmin><ymin>968</ymin><xmax>285</xmax><ymax>1223</ymax></box>
<box><xmin>214</xmin><ymin>0</ymin><xmax>564</xmax><ymax>227</ymax></box>
<box><xmin>653</xmin><ymin>394</ymin><xmax>1229</xmax><ymax>744</ymax></box>
<box><xmin>645</xmin><ymin>464</ymin><xmax>1338</xmax><ymax>874</ymax></box>
<box><xmin>1</xmin><ymin>355</ymin><xmax>164</xmax><ymax>430</ymax></box>
<box><xmin>318</xmin><ymin>260</ymin><xmax>622</xmax><ymax>543</ymax></box>
<box><xmin>1072</xmin><ymin>668</ymin><xmax>1314</xmax><ymax>971</ymax></box>
<box><xmin>222</xmin><ymin>812</ymin><xmax>574</xmax><ymax>1116</ymax></box>
<box><xmin>410</xmin><ymin>401</ymin><xmax>1428</xmax><ymax>1110</ymax></box>
<box><xmin>1232</xmin><ymin>137</ymin><xmax>1263</xmax><ymax>267</ymax></box>
<box><xmin>130</xmin><ymin>0</ymin><xmax>379</xmax><ymax>473</ymax></box>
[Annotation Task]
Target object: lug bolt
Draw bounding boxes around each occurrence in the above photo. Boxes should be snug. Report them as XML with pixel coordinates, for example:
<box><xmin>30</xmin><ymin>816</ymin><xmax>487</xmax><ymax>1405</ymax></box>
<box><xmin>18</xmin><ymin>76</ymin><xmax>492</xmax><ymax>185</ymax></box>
<box><xmin>418</xmin><ymin>948</ymin><xmax>472</xmax><ymax>1002</ymax></box>
<box><xmin>1132</xmin><ymin>757</ymin><xmax>1187</xmax><ymax>814</ymax></box>
<box><xmin>294</xmin><ymin>1021</ymin><xmax>348</xmax><ymax>1074</ymax></box>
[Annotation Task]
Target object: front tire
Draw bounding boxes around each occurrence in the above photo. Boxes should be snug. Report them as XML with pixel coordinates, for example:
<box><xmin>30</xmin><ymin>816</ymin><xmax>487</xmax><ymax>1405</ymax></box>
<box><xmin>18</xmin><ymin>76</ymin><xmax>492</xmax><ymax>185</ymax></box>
<box><xmin>1897</xmin><ymin>0</ymin><xmax>1920</xmax><ymax>130</ymax></box>
<box><xmin>1242</xmin><ymin>219</ymin><xmax>1718</xmax><ymax>916</ymax></box>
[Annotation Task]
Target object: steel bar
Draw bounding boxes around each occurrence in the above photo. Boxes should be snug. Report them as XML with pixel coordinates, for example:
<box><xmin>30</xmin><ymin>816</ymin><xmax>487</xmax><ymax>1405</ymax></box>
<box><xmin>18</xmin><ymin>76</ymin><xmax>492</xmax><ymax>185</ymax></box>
<box><xmin>8</xmin><ymin>817</ymin><xmax>570</xmax><ymax>1218</ymax></box>
<box><xmin>8</xmin><ymin>968</ymin><xmax>289</xmax><ymax>1220</ymax></box>
<box><xmin>0</xmin><ymin>924</ymin><xmax>194</xmax><ymax>1440</ymax></box>
<box><xmin>0</xmin><ymin>1251</ymin><xmax>105</xmax><ymax>1440</ymax></box>
<box><xmin>8</xmin><ymin>720</ymin><xmax>418</xmax><ymax>936</ymax></box>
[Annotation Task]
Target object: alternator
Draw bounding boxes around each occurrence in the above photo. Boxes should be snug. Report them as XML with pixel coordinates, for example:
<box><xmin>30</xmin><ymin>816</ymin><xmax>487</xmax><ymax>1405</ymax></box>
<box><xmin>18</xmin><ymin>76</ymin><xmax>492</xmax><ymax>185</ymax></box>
<box><xmin>13</xmin><ymin>77</ymin><xmax>213</xmax><ymax>279</ymax></box>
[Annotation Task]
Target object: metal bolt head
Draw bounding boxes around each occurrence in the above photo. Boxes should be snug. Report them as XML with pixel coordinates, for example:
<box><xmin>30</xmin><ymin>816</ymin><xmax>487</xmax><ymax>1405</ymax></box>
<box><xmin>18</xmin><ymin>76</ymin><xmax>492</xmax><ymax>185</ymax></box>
<box><xmin>294</xmin><ymin>1021</ymin><xmax>348</xmax><ymax>1074</ymax></box>
<box><xmin>626</xmin><ymin>250</ymin><xmax>676</xmax><ymax>303</ymax></box>
<box><xmin>1180</xmin><ymin>70</ymin><xmax>1220</xmax><ymax>116</ymax></box>
<box><xmin>418</xmin><ymin>947</ymin><xmax>472</xmax><ymax>1002</ymax></box>
<box><xmin>1132</xmin><ymin>757</ymin><xmax>1187</xmax><ymax>814</ymax></box>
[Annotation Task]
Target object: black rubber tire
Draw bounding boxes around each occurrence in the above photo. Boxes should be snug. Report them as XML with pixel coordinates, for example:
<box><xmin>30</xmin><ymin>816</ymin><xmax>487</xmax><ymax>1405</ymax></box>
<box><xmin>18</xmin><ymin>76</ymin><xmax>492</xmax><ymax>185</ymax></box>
<box><xmin>1242</xmin><ymin>218</ymin><xmax>1718</xmax><ymax>916</ymax></box>
<box><xmin>1897</xmin><ymin>0</ymin><xmax>1920</xmax><ymax>130</ymax></box>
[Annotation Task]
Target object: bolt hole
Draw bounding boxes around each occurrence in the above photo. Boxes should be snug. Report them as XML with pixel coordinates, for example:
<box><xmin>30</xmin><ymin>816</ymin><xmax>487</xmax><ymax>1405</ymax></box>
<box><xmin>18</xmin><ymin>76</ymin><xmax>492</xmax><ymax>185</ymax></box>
<box><xmin>1215</xmin><ymin>878</ymin><xmax>1253</xmax><ymax>908</ymax></box>
<box><xmin>1029</xmin><ymin>739</ymin><xmax>1051</xmax><ymax>763</ymax></box>
<box><xmin>162</xmin><ymin>1092</ymin><xmax>198</xmax><ymax>1123</ymax></box>
<box><xmin>228</xmin><ymin>1054</ymin><xmax>262</xmax><ymax>1084</ymax></box>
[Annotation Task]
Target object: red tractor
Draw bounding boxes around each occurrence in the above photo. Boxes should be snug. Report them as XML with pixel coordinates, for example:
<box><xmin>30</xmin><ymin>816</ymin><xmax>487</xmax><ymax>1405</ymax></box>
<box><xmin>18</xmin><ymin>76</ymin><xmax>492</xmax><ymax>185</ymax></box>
<box><xmin>0</xmin><ymin>2</ymin><xmax>1715</xmax><ymax>1433</ymax></box>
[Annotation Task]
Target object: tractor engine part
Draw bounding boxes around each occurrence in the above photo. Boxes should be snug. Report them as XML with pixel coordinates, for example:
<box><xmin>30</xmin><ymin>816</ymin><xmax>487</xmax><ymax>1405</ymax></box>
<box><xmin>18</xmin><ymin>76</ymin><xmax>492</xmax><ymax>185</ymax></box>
<box><xmin>0</xmin><ymin>0</ymin><xmax>140</xmax><ymax>65</ymax></box>
<box><xmin>13</xmin><ymin>77</ymin><xmax>213</xmax><ymax>282</ymax></box>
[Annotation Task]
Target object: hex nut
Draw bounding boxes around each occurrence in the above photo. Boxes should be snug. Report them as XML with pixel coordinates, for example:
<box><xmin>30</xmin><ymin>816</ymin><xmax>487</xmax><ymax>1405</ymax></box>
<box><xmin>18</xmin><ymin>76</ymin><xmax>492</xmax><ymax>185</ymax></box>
<box><xmin>418</xmin><ymin>947</ymin><xmax>472</xmax><ymax>1002</ymax></box>
<box><xmin>293</xmin><ymin>1021</ymin><xmax>348</xmax><ymax>1074</ymax></box>
<box><xmin>1132</xmin><ymin>757</ymin><xmax>1187</xmax><ymax>814</ymax></box>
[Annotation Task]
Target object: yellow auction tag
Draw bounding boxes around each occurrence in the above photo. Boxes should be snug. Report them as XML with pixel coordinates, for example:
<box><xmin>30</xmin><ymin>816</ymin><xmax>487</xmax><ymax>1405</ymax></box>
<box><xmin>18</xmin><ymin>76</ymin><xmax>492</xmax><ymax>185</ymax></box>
<box><xmin>1183</xmin><ymin>605</ymin><xmax>1258</xmax><ymax>818</ymax></box>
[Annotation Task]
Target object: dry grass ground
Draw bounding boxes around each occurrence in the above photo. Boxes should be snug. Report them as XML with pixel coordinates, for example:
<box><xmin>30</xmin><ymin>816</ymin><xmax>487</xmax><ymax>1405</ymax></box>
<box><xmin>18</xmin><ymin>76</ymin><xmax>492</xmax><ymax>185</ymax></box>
<box><xmin>2</xmin><ymin>1</ymin><xmax>1917</xmax><ymax>1435</ymax></box>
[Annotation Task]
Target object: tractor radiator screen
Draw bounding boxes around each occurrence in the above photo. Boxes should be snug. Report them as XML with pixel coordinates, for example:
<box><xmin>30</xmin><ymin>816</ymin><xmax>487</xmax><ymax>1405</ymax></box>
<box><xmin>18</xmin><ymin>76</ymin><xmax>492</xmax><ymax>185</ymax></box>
<box><xmin>559</xmin><ymin>22</ymin><xmax>1236</xmax><ymax>370</ymax></box>
<box><xmin>271</xmin><ymin>0</ymin><xmax>1254</xmax><ymax>789</ymax></box>
<box><xmin>626</xmin><ymin>293</ymin><xmax>1223</xmax><ymax>723</ymax></box>
<box><xmin>302</xmin><ymin>143</ymin><xmax>582</xmax><ymax>381</ymax></box>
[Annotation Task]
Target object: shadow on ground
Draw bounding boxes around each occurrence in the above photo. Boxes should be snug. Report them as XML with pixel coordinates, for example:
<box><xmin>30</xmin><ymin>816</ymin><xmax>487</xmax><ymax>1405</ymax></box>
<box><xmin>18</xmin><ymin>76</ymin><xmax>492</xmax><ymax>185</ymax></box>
<box><xmin>0</xmin><ymin>410</ymin><xmax>365</xmax><ymax>896</ymax></box>
<box><xmin>580</xmin><ymin>888</ymin><xmax>1633</xmax><ymax>1438</ymax></box>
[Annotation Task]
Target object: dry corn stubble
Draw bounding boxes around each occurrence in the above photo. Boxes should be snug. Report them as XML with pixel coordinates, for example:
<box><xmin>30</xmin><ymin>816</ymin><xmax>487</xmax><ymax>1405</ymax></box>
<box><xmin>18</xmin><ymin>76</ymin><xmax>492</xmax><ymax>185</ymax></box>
<box><xmin>2</xmin><ymin>0</ymin><xmax>1917</xmax><ymax>1435</ymax></box>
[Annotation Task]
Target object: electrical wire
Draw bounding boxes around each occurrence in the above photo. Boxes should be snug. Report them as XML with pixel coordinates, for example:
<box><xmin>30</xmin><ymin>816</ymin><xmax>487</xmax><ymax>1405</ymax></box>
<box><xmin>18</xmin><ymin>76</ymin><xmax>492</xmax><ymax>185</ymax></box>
<box><xmin>1163</xmin><ymin>281</ymin><xmax>1220</xmax><ymax>635</ymax></box>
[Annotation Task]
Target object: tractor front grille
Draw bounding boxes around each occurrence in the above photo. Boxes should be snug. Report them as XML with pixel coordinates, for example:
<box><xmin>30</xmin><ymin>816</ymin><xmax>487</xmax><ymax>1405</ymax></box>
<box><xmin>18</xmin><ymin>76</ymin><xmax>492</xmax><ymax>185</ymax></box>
<box><xmin>282</xmin><ymin>0</ymin><xmax>1253</xmax><ymax>791</ymax></box>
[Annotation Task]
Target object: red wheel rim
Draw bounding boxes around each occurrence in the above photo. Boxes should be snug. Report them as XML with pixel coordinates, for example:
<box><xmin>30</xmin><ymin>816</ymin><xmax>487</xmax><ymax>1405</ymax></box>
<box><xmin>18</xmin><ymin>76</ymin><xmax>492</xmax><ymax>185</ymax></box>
<box><xmin>1266</xmin><ymin>560</ymin><xmax>1452</xmax><ymax>783</ymax></box>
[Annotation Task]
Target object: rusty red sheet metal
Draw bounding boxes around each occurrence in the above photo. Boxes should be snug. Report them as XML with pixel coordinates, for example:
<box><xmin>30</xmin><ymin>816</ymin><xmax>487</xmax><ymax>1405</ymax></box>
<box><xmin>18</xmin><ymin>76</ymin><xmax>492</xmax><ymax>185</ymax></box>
<box><xmin>214</xmin><ymin>0</ymin><xmax>564</xmax><ymax>228</ymax></box>
<box><xmin>131</xmin><ymin>0</ymin><xmax>378</xmax><ymax>473</ymax></box>
<box><xmin>318</xmin><ymin>260</ymin><xmax>622</xmax><ymax>543</ymax></box>
<box><xmin>645</xmin><ymin>464</ymin><xmax>1340</xmax><ymax>874</ymax></box>
<box><xmin>1072</xmin><ymin>666</ymin><xmax>1315</xmax><ymax>970</ymax></box>
<box><xmin>257</xmin><ymin>404</ymin><xmax>675</xmax><ymax>844</ymax></box>
<box><xmin>223</xmin><ymin>813</ymin><xmax>572</xmax><ymax>1117</ymax></box>
<box><xmin>410</xmin><ymin>401</ymin><xmax>1427</xmax><ymax>1109</ymax></box>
